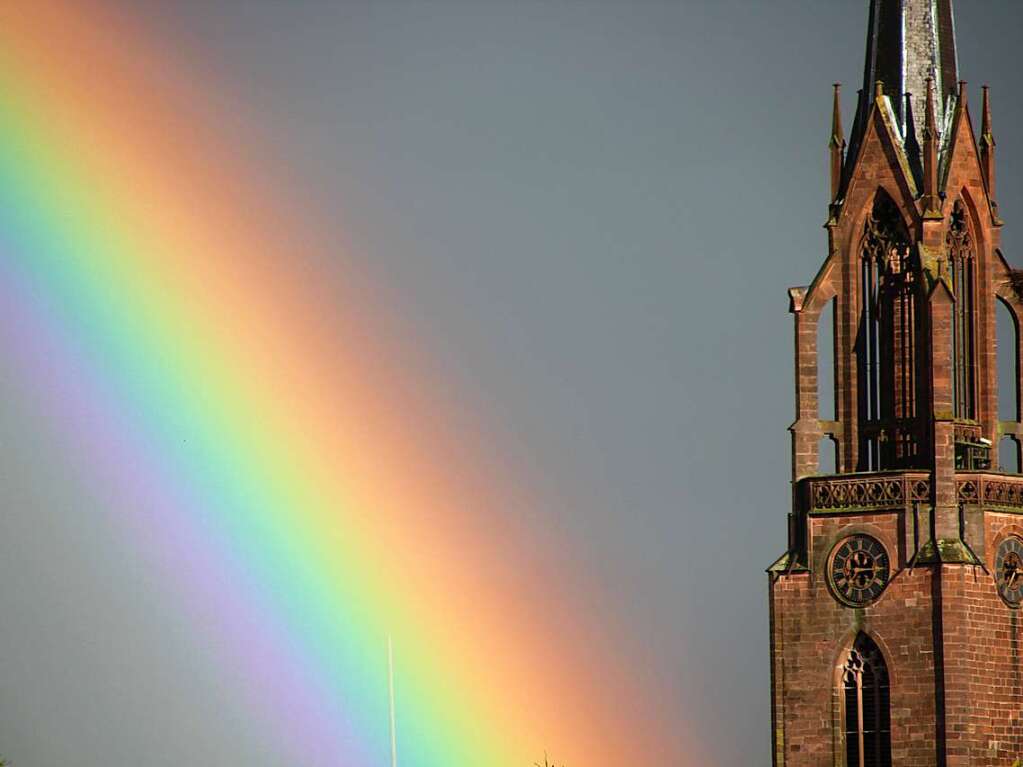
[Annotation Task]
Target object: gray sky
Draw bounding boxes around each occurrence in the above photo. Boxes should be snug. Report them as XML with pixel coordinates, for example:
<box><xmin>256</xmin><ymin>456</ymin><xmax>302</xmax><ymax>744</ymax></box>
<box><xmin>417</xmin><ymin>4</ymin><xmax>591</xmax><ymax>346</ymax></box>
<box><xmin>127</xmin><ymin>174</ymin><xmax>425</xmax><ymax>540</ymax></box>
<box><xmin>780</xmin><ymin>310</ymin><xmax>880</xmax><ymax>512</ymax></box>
<box><xmin>1</xmin><ymin>1</ymin><xmax>1022</xmax><ymax>765</ymax></box>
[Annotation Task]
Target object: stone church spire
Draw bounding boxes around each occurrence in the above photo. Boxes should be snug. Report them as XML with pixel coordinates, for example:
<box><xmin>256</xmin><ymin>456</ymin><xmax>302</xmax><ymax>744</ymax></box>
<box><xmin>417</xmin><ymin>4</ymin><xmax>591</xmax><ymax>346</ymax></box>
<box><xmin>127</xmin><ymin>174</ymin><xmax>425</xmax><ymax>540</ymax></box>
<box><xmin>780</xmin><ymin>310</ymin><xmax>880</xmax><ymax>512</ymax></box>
<box><xmin>861</xmin><ymin>0</ymin><xmax>959</xmax><ymax>135</ymax></box>
<box><xmin>773</xmin><ymin>3</ymin><xmax>1023</xmax><ymax>762</ymax></box>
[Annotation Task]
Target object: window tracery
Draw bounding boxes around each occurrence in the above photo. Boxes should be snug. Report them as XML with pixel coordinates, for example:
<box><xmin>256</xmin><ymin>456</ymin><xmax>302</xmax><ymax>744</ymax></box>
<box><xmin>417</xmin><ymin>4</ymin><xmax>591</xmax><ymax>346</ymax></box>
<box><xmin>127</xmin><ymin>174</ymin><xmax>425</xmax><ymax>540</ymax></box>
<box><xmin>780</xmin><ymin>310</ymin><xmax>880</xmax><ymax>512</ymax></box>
<box><xmin>947</xmin><ymin>199</ymin><xmax>976</xmax><ymax>419</ymax></box>
<box><xmin>859</xmin><ymin>192</ymin><xmax>918</xmax><ymax>470</ymax></box>
<box><xmin>842</xmin><ymin>633</ymin><xmax>892</xmax><ymax>767</ymax></box>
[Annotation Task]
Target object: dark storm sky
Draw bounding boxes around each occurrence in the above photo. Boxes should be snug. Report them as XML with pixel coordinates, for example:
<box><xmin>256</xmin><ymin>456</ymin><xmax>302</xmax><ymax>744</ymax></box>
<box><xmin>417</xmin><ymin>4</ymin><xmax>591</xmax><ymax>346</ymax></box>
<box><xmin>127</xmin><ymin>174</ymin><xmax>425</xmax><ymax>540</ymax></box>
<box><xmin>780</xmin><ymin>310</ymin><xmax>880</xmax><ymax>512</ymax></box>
<box><xmin>1</xmin><ymin>2</ymin><xmax>1022</xmax><ymax>765</ymax></box>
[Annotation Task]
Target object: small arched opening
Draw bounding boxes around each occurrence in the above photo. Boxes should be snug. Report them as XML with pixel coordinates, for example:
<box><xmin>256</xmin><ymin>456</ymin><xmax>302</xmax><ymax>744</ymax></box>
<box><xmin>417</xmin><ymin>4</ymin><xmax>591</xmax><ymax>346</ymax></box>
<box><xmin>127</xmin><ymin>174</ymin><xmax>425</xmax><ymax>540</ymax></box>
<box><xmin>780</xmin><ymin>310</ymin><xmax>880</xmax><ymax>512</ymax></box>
<box><xmin>819</xmin><ymin>436</ymin><xmax>837</xmax><ymax>475</ymax></box>
<box><xmin>819</xmin><ymin>297</ymin><xmax>836</xmax><ymax>422</ymax></box>
<box><xmin>997</xmin><ymin>297</ymin><xmax>1019</xmax><ymax>423</ymax></box>
<box><xmin>1000</xmin><ymin>436</ymin><xmax>1021</xmax><ymax>474</ymax></box>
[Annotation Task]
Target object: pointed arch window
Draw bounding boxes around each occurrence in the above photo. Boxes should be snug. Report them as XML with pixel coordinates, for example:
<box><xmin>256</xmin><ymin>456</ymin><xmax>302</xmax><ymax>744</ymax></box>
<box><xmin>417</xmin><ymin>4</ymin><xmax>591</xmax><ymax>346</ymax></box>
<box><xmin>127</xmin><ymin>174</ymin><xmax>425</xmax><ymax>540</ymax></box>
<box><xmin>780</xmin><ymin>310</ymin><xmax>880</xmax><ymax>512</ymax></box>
<box><xmin>859</xmin><ymin>191</ymin><xmax>918</xmax><ymax>470</ymax></box>
<box><xmin>842</xmin><ymin>633</ymin><xmax>892</xmax><ymax>767</ymax></box>
<box><xmin>948</xmin><ymin>199</ymin><xmax>976</xmax><ymax>419</ymax></box>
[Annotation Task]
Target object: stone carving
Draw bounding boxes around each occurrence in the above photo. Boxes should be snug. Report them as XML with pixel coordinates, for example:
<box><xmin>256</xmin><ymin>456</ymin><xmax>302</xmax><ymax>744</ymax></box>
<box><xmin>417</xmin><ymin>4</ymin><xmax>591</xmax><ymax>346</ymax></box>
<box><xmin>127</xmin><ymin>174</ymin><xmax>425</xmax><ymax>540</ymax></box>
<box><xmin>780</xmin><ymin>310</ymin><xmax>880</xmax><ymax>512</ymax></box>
<box><xmin>958</xmin><ymin>475</ymin><xmax>1023</xmax><ymax>508</ymax></box>
<box><xmin>808</xmin><ymin>475</ymin><xmax>921</xmax><ymax>511</ymax></box>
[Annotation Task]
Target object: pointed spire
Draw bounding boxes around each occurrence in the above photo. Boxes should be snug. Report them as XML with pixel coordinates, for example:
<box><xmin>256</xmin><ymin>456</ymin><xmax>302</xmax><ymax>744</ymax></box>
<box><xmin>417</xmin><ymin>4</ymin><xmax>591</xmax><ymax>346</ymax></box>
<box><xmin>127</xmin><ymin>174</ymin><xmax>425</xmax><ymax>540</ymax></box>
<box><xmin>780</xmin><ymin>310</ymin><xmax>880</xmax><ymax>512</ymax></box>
<box><xmin>858</xmin><ymin>0</ymin><xmax>958</xmax><ymax>142</ymax></box>
<box><xmin>950</xmin><ymin>81</ymin><xmax>971</xmax><ymax>185</ymax></box>
<box><xmin>981</xmin><ymin>85</ymin><xmax>994</xmax><ymax>140</ymax></box>
<box><xmin>830</xmin><ymin>84</ymin><xmax>845</xmax><ymax>147</ymax></box>
<box><xmin>925</xmin><ymin>78</ymin><xmax>938</xmax><ymax>138</ymax></box>
<box><xmin>980</xmin><ymin>85</ymin><xmax>997</xmax><ymax>199</ymax></box>
<box><xmin>922</xmin><ymin>77</ymin><xmax>941</xmax><ymax>217</ymax></box>
<box><xmin>830</xmin><ymin>84</ymin><xmax>845</xmax><ymax>201</ymax></box>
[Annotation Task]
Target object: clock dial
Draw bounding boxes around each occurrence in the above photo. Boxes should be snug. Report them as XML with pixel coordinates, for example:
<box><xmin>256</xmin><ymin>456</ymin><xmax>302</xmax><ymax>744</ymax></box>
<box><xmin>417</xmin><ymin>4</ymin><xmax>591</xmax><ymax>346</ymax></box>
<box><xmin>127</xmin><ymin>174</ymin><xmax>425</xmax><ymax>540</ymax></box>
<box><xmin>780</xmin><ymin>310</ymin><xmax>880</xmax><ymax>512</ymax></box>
<box><xmin>828</xmin><ymin>535</ymin><xmax>890</xmax><ymax>606</ymax></box>
<box><xmin>996</xmin><ymin>536</ymin><xmax>1023</xmax><ymax>607</ymax></box>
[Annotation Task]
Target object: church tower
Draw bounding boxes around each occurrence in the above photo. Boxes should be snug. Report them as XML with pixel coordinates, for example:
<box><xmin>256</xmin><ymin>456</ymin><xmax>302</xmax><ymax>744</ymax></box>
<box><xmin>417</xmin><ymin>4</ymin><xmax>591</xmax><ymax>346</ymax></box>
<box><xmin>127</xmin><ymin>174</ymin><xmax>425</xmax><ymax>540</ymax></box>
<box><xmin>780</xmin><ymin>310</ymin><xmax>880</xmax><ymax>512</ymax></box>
<box><xmin>769</xmin><ymin>2</ymin><xmax>1023</xmax><ymax>764</ymax></box>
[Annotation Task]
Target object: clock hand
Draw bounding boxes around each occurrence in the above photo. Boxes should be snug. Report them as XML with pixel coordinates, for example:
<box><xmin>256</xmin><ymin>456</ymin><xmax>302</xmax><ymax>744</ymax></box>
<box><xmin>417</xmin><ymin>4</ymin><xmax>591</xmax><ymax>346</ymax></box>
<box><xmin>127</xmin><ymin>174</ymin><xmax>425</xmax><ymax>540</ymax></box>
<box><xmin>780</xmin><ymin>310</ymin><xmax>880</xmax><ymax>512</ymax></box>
<box><xmin>846</xmin><ymin>567</ymin><xmax>875</xmax><ymax>578</ymax></box>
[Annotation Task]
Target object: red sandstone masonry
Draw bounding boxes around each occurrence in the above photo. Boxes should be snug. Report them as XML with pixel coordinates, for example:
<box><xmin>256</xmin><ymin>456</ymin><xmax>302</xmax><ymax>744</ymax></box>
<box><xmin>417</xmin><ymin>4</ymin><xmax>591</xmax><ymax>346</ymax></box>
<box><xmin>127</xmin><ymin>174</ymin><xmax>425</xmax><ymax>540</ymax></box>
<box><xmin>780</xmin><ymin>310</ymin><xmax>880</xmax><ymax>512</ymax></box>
<box><xmin>772</xmin><ymin>510</ymin><xmax>1023</xmax><ymax>765</ymax></box>
<box><xmin>774</xmin><ymin>41</ymin><xmax>1023</xmax><ymax>767</ymax></box>
<box><xmin>772</xmin><ymin>513</ymin><xmax>939</xmax><ymax>766</ymax></box>
<box><xmin>939</xmin><ymin>560</ymin><xmax>1023</xmax><ymax>764</ymax></box>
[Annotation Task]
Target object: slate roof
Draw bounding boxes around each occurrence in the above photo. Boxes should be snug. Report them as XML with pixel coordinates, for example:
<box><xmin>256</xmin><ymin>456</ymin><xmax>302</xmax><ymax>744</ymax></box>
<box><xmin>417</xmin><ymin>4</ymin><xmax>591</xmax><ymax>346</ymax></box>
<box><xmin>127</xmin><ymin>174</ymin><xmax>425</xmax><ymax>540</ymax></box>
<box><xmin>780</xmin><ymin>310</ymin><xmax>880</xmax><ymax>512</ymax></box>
<box><xmin>847</xmin><ymin>0</ymin><xmax>960</xmax><ymax>194</ymax></box>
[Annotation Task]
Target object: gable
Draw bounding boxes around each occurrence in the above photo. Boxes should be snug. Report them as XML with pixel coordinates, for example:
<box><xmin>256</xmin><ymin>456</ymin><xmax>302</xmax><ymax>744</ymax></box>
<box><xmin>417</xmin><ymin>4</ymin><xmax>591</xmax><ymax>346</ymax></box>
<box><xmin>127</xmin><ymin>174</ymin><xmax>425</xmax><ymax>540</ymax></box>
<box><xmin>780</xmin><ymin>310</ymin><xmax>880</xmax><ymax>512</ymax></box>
<box><xmin>838</xmin><ymin>96</ymin><xmax>919</xmax><ymax>230</ymax></box>
<box><xmin>940</xmin><ymin>100</ymin><xmax>995</xmax><ymax>223</ymax></box>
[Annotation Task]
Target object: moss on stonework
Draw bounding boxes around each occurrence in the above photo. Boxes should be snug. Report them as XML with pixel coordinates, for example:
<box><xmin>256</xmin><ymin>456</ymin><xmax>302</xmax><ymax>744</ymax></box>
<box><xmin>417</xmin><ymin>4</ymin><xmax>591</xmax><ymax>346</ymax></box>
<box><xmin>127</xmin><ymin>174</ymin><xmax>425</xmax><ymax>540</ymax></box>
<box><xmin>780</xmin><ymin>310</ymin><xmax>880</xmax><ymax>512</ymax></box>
<box><xmin>914</xmin><ymin>538</ymin><xmax>980</xmax><ymax>564</ymax></box>
<box><xmin>767</xmin><ymin>551</ymin><xmax>809</xmax><ymax>574</ymax></box>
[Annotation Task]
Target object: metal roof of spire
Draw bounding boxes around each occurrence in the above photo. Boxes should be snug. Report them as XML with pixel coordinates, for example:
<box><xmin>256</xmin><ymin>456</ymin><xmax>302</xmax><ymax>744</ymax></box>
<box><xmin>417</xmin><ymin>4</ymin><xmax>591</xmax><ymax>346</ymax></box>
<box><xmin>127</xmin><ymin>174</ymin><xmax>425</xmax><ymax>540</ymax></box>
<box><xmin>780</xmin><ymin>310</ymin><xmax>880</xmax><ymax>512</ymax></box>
<box><xmin>840</xmin><ymin>0</ymin><xmax>960</xmax><ymax>196</ymax></box>
<box><xmin>862</xmin><ymin>0</ymin><xmax>959</xmax><ymax>136</ymax></box>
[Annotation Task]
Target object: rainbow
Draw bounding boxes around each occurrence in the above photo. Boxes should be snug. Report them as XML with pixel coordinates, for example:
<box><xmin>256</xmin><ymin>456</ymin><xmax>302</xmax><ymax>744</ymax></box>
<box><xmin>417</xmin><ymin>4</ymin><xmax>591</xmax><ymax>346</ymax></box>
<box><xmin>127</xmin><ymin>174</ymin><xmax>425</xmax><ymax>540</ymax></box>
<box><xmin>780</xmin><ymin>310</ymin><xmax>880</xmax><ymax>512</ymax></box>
<box><xmin>0</xmin><ymin>2</ymin><xmax>696</xmax><ymax>764</ymax></box>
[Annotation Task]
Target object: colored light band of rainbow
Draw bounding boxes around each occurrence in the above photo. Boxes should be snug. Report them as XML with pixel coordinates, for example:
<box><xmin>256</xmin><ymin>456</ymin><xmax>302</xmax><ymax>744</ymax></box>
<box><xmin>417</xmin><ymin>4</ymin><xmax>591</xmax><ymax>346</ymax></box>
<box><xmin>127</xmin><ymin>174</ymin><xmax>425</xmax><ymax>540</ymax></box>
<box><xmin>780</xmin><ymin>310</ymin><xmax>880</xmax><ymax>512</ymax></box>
<box><xmin>0</xmin><ymin>3</ymin><xmax>697</xmax><ymax>764</ymax></box>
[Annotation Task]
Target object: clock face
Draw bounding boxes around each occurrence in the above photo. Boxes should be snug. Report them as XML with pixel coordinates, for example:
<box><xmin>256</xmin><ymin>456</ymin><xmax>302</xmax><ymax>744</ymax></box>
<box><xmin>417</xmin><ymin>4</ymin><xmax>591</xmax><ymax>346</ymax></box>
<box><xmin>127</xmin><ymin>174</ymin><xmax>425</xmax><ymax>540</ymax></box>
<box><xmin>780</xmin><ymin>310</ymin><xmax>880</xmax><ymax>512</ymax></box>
<box><xmin>828</xmin><ymin>535</ymin><xmax>891</xmax><ymax>606</ymax></box>
<box><xmin>996</xmin><ymin>536</ymin><xmax>1023</xmax><ymax>607</ymax></box>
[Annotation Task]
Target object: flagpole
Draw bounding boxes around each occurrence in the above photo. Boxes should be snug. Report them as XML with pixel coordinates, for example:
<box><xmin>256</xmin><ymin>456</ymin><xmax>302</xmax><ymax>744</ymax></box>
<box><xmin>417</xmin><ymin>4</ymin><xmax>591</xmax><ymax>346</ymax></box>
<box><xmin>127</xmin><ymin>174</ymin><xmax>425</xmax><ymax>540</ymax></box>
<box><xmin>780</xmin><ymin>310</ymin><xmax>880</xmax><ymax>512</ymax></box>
<box><xmin>388</xmin><ymin>635</ymin><xmax>398</xmax><ymax>767</ymax></box>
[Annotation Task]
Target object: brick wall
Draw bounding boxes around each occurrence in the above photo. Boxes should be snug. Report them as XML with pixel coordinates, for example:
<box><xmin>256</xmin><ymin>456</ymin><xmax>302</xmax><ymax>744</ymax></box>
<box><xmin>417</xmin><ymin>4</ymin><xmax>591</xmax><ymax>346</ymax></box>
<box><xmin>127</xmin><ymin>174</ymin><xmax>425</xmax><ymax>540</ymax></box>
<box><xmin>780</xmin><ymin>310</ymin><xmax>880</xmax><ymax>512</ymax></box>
<box><xmin>771</xmin><ymin>511</ymin><xmax>939</xmax><ymax>766</ymax></box>
<box><xmin>939</xmin><ymin>563</ymin><xmax>1023</xmax><ymax>765</ymax></box>
<box><xmin>936</xmin><ymin>513</ymin><xmax>1023</xmax><ymax>764</ymax></box>
<box><xmin>772</xmin><ymin>509</ymin><xmax>1023</xmax><ymax>766</ymax></box>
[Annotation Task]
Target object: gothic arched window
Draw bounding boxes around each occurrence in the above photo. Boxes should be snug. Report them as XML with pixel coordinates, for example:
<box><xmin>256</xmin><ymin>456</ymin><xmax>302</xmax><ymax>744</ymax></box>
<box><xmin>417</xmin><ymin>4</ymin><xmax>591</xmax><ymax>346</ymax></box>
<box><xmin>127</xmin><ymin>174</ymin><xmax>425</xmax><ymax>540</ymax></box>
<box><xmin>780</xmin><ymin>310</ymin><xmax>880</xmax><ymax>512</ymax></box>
<box><xmin>842</xmin><ymin>633</ymin><xmax>892</xmax><ymax>767</ymax></box>
<box><xmin>859</xmin><ymin>191</ymin><xmax>917</xmax><ymax>471</ymax></box>
<box><xmin>948</xmin><ymin>199</ymin><xmax>976</xmax><ymax>419</ymax></box>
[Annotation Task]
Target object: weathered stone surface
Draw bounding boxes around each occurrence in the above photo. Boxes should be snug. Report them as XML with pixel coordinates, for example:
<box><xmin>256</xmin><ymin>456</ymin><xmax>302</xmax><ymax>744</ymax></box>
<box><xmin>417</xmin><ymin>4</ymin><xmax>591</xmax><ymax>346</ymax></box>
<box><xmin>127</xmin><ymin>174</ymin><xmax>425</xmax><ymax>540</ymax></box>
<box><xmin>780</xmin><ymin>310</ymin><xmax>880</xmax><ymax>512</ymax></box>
<box><xmin>772</xmin><ymin>3</ymin><xmax>1023</xmax><ymax>764</ymax></box>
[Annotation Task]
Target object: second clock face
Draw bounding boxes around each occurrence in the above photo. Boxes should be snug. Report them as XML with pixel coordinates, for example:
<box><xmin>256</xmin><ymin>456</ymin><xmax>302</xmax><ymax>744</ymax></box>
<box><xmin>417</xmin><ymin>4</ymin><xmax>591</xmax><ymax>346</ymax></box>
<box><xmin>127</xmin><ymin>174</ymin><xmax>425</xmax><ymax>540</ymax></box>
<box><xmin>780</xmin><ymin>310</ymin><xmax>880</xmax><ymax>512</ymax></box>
<box><xmin>829</xmin><ymin>535</ymin><xmax>890</xmax><ymax>606</ymax></box>
<box><xmin>996</xmin><ymin>536</ymin><xmax>1023</xmax><ymax>607</ymax></box>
